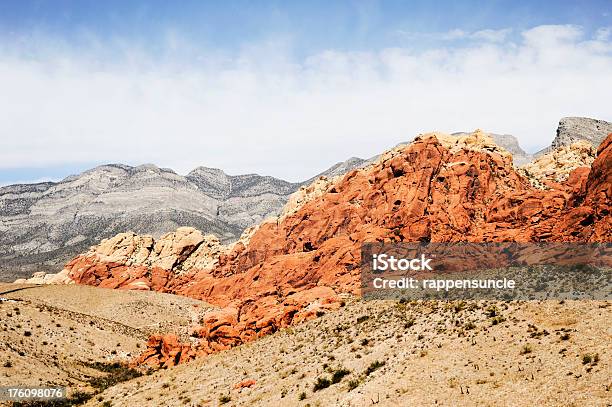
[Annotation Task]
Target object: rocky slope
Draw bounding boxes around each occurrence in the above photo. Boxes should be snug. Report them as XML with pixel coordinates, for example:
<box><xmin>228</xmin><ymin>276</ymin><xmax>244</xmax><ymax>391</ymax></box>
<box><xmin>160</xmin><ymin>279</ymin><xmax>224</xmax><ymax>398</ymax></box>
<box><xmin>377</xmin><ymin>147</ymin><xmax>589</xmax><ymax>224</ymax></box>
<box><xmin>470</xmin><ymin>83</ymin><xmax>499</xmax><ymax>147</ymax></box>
<box><xmin>519</xmin><ymin>140</ymin><xmax>597</xmax><ymax>188</ymax></box>
<box><xmin>0</xmin><ymin>159</ymin><xmax>369</xmax><ymax>282</ymax></box>
<box><xmin>536</xmin><ymin>116</ymin><xmax>612</xmax><ymax>156</ymax></box>
<box><xmin>56</xmin><ymin>130</ymin><xmax>611</xmax><ymax>367</ymax></box>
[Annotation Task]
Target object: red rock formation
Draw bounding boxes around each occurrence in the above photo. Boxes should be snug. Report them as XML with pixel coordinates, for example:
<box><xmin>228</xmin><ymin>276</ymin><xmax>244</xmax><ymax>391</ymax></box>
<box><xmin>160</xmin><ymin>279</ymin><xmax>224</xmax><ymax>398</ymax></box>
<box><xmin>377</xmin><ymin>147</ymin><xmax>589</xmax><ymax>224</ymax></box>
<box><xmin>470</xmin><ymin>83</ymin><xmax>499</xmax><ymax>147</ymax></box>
<box><xmin>64</xmin><ymin>132</ymin><xmax>612</xmax><ymax>367</ymax></box>
<box><xmin>137</xmin><ymin>334</ymin><xmax>197</xmax><ymax>368</ymax></box>
<box><xmin>234</xmin><ymin>379</ymin><xmax>256</xmax><ymax>389</ymax></box>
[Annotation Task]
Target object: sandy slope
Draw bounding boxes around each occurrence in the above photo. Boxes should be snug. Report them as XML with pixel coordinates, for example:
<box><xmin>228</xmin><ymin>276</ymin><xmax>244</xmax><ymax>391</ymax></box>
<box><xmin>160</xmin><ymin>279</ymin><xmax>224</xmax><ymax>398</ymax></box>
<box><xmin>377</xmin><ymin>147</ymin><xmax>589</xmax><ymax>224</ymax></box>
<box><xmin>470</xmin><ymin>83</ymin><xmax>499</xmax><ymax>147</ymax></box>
<box><xmin>85</xmin><ymin>298</ymin><xmax>611</xmax><ymax>407</ymax></box>
<box><xmin>0</xmin><ymin>284</ymin><xmax>213</xmax><ymax>393</ymax></box>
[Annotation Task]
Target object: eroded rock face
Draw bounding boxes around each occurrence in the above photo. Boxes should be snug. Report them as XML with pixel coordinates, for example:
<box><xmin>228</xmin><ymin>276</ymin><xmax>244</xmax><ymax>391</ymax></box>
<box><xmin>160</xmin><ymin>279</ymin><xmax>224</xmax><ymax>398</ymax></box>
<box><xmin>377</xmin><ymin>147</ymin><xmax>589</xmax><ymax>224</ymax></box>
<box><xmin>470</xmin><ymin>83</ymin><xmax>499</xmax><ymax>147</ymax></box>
<box><xmin>137</xmin><ymin>334</ymin><xmax>197</xmax><ymax>368</ymax></box>
<box><xmin>279</xmin><ymin>176</ymin><xmax>338</xmax><ymax>220</ymax></box>
<box><xmin>519</xmin><ymin>140</ymin><xmax>597</xmax><ymax>188</ymax></box>
<box><xmin>57</xmin><ymin>227</ymin><xmax>224</xmax><ymax>291</ymax></box>
<box><xmin>61</xmin><ymin>131</ymin><xmax>612</xmax><ymax>367</ymax></box>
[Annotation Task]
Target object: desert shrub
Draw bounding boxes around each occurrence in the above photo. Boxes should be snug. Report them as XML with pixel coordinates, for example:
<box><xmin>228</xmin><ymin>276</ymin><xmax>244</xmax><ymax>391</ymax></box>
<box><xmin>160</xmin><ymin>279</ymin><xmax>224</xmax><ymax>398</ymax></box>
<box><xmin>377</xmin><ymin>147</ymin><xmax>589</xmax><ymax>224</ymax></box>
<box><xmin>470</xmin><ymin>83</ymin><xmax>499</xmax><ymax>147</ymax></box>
<box><xmin>453</xmin><ymin>301</ymin><xmax>466</xmax><ymax>312</ymax></box>
<box><xmin>313</xmin><ymin>377</ymin><xmax>331</xmax><ymax>391</ymax></box>
<box><xmin>298</xmin><ymin>391</ymin><xmax>307</xmax><ymax>400</ymax></box>
<box><xmin>365</xmin><ymin>360</ymin><xmax>385</xmax><ymax>376</ymax></box>
<box><xmin>485</xmin><ymin>305</ymin><xmax>499</xmax><ymax>317</ymax></box>
<box><xmin>219</xmin><ymin>394</ymin><xmax>231</xmax><ymax>404</ymax></box>
<box><xmin>520</xmin><ymin>344</ymin><xmax>533</xmax><ymax>355</ymax></box>
<box><xmin>331</xmin><ymin>368</ymin><xmax>350</xmax><ymax>384</ymax></box>
<box><xmin>464</xmin><ymin>321</ymin><xmax>476</xmax><ymax>330</ymax></box>
<box><xmin>356</xmin><ymin>315</ymin><xmax>369</xmax><ymax>324</ymax></box>
<box><xmin>85</xmin><ymin>362</ymin><xmax>142</xmax><ymax>391</ymax></box>
<box><xmin>347</xmin><ymin>379</ymin><xmax>360</xmax><ymax>391</ymax></box>
<box><xmin>582</xmin><ymin>353</ymin><xmax>599</xmax><ymax>365</ymax></box>
<box><xmin>69</xmin><ymin>391</ymin><xmax>94</xmax><ymax>404</ymax></box>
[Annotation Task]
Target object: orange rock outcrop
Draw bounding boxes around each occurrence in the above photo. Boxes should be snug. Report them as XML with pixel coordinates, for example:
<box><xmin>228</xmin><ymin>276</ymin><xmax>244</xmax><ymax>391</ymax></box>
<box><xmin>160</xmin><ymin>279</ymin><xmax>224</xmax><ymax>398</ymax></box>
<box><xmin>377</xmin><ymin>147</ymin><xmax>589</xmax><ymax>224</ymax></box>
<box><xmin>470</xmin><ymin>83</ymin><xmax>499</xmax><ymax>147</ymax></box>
<box><xmin>63</xmin><ymin>132</ymin><xmax>612</xmax><ymax>367</ymax></box>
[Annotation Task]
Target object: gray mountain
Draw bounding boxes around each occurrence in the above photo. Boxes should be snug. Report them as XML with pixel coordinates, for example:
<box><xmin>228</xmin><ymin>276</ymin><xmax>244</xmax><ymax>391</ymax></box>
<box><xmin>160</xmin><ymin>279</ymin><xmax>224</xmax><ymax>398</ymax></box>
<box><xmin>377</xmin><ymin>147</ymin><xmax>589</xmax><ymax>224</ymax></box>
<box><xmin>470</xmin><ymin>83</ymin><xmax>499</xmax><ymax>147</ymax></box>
<box><xmin>536</xmin><ymin>117</ymin><xmax>612</xmax><ymax>156</ymax></box>
<box><xmin>186</xmin><ymin>167</ymin><xmax>301</xmax><ymax>231</ymax></box>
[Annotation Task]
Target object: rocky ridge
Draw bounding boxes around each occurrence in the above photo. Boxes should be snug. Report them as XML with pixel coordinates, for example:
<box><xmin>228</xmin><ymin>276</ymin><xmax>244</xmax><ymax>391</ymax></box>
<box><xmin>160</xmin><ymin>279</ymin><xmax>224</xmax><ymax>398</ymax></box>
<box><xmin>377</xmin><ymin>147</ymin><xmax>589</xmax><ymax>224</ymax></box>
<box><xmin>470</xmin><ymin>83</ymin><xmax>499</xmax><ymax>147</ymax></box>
<box><xmin>54</xmin><ymin>130</ymin><xmax>611</xmax><ymax>367</ymax></box>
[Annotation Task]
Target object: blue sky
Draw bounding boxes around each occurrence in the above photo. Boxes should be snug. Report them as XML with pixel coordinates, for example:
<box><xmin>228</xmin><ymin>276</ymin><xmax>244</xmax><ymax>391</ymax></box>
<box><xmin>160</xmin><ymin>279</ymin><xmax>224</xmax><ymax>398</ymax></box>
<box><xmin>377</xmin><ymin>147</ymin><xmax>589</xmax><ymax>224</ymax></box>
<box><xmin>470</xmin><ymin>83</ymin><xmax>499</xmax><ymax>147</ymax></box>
<box><xmin>0</xmin><ymin>1</ymin><xmax>611</xmax><ymax>184</ymax></box>
<box><xmin>2</xmin><ymin>0</ymin><xmax>610</xmax><ymax>54</ymax></box>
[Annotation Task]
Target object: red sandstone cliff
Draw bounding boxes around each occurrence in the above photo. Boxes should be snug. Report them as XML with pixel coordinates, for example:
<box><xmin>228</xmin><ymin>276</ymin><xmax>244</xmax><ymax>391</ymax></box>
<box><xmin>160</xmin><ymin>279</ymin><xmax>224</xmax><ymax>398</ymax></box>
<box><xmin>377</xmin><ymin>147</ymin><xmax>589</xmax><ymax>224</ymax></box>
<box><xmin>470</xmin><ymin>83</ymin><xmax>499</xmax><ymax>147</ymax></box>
<box><xmin>60</xmin><ymin>131</ymin><xmax>612</xmax><ymax>367</ymax></box>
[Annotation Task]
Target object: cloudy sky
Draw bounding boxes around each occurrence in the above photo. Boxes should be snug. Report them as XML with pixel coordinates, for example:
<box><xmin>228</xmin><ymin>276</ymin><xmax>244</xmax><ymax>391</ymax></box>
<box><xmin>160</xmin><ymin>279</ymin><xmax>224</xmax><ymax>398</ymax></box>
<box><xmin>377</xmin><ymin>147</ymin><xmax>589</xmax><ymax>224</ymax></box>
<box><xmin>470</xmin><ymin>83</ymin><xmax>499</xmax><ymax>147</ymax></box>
<box><xmin>1</xmin><ymin>0</ymin><xmax>611</xmax><ymax>184</ymax></box>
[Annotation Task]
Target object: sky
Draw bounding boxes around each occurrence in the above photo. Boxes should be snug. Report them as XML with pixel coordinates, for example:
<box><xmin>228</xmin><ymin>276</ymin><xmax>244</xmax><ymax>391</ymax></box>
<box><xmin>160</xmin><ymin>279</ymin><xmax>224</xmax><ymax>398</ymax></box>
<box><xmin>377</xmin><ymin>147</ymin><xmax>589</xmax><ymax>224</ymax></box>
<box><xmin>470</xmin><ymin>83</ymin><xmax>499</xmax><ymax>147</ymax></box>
<box><xmin>0</xmin><ymin>0</ymin><xmax>611</xmax><ymax>184</ymax></box>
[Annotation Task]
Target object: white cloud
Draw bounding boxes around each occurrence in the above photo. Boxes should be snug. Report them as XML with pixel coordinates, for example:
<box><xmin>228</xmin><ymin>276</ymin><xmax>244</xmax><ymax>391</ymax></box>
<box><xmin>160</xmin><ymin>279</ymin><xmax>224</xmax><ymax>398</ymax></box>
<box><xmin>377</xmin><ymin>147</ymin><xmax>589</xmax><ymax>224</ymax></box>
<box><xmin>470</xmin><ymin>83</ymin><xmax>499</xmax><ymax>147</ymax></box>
<box><xmin>441</xmin><ymin>29</ymin><xmax>468</xmax><ymax>41</ymax></box>
<box><xmin>521</xmin><ymin>24</ymin><xmax>583</xmax><ymax>47</ymax></box>
<box><xmin>595</xmin><ymin>27</ymin><xmax>611</xmax><ymax>41</ymax></box>
<box><xmin>396</xmin><ymin>28</ymin><xmax>512</xmax><ymax>43</ymax></box>
<box><xmin>0</xmin><ymin>24</ymin><xmax>611</xmax><ymax>182</ymax></box>
<box><xmin>471</xmin><ymin>28</ymin><xmax>512</xmax><ymax>42</ymax></box>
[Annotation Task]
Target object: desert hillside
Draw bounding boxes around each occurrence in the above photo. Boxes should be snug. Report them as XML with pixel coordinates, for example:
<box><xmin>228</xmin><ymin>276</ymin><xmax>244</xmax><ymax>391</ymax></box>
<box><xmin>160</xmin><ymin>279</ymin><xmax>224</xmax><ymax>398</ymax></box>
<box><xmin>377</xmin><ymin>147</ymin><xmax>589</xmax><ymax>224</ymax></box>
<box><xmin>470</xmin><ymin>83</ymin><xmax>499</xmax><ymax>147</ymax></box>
<box><xmin>0</xmin><ymin>283</ymin><xmax>212</xmax><ymax>401</ymax></box>
<box><xmin>84</xmin><ymin>298</ymin><xmax>611</xmax><ymax>407</ymax></box>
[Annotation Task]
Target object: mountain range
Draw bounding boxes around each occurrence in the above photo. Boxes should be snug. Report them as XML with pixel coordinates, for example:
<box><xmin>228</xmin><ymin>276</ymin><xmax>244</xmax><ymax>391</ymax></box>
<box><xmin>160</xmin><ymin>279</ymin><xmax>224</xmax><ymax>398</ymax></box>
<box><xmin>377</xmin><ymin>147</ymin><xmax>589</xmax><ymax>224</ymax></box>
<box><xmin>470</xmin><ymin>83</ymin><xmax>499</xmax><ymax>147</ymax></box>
<box><xmin>1</xmin><ymin>116</ymin><xmax>610</xmax><ymax>281</ymax></box>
